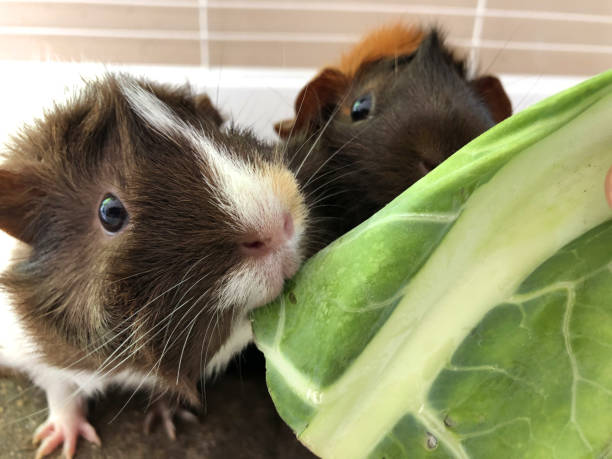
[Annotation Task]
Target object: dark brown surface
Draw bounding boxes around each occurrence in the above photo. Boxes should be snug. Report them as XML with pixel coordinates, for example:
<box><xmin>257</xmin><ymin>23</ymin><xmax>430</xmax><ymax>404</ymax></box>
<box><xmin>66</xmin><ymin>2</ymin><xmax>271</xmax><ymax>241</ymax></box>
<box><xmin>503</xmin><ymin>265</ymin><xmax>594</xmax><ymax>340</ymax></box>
<box><xmin>0</xmin><ymin>352</ymin><xmax>316</xmax><ymax>459</ymax></box>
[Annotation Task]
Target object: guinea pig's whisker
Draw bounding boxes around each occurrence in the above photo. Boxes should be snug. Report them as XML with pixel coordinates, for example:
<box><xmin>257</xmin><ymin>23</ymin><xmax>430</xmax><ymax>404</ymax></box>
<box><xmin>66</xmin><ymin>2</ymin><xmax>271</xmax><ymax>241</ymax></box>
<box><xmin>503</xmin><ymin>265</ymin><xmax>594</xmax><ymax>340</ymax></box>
<box><xmin>175</xmin><ymin>297</ymin><xmax>214</xmax><ymax>384</ymax></box>
<box><xmin>293</xmin><ymin>122</ymin><xmax>334</xmax><ymax>178</ymax></box>
<box><xmin>144</xmin><ymin>386</ymin><xmax>167</xmax><ymax>412</ymax></box>
<box><xmin>199</xmin><ymin>308</ymin><xmax>222</xmax><ymax>399</ymax></box>
<box><xmin>287</xmin><ymin>123</ymin><xmax>323</xmax><ymax>170</ymax></box>
<box><xmin>6</xmin><ymin>314</ymin><xmax>177</xmax><ymax>430</ymax></box>
<box><xmin>118</xmin><ymin>310</ymin><xmax>203</xmax><ymax>423</ymax></box>
<box><xmin>2</xmin><ymin>383</ymin><xmax>40</xmax><ymax>405</ymax></box>
<box><xmin>302</xmin><ymin>159</ymin><xmax>353</xmax><ymax>184</ymax></box>
<box><xmin>293</xmin><ymin>104</ymin><xmax>343</xmax><ymax>178</ymax></box>
<box><xmin>310</xmin><ymin>171</ymin><xmax>355</xmax><ymax>209</ymax></box>
<box><xmin>162</xmin><ymin>297</ymin><xmax>204</xmax><ymax>375</ymax></box>
<box><xmin>56</xmin><ymin>271</ymin><xmax>200</xmax><ymax>374</ymax></box>
<box><xmin>302</xmin><ymin>126</ymin><xmax>370</xmax><ymax>190</ymax></box>
<box><xmin>108</xmin><ymin>266</ymin><xmax>159</xmax><ymax>285</ymax></box>
<box><xmin>91</xmin><ymin>292</ymin><xmax>200</xmax><ymax>385</ymax></box>
<box><xmin>2</xmin><ymin>271</ymin><xmax>200</xmax><ymax>415</ymax></box>
<box><xmin>289</xmin><ymin>84</ymin><xmax>354</xmax><ymax>172</ymax></box>
<box><xmin>304</xmin><ymin>169</ymin><xmax>362</xmax><ymax>203</ymax></box>
<box><xmin>108</xmin><ymin>353</ymin><xmax>163</xmax><ymax>425</ymax></box>
<box><xmin>92</xmin><ymin>258</ymin><xmax>213</xmax><ymax>378</ymax></box>
<box><xmin>204</xmin><ymin>310</ymin><xmax>223</xmax><ymax>376</ymax></box>
<box><xmin>281</xmin><ymin>83</ymin><xmax>309</xmax><ymax>158</ymax></box>
<box><xmin>160</xmin><ymin>276</ymin><xmax>214</xmax><ymax>358</ymax></box>
<box><xmin>92</xmin><ymin>313</ymin><xmax>191</xmax><ymax>410</ymax></box>
<box><xmin>169</xmin><ymin>254</ymin><xmax>212</xmax><ymax>304</ymax></box>
<box><xmin>515</xmin><ymin>76</ymin><xmax>542</xmax><ymax>112</ymax></box>
<box><xmin>300</xmin><ymin>168</ymin><xmax>349</xmax><ymax>201</ymax></box>
<box><xmin>165</xmin><ymin>261</ymin><xmax>213</xmax><ymax>332</ymax></box>
<box><xmin>146</xmin><ymin>300</ymin><xmax>200</xmax><ymax>391</ymax></box>
<box><xmin>53</xmin><ymin>263</ymin><xmax>212</xmax><ymax>429</ymax></box>
<box><xmin>307</xmin><ymin>191</ymin><xmax>355</xmax><ymax>211</ymax></box>
<box><xmin>198</xmin><ymin>327</ymin><xmax>213</xmax><ymax>405</ymax></box>
<box><xmin>2</xmin><ymin>403</ymin><xmax>51</xmax><ymax>429</ymax></box>
<box><xmin>289</xmin><ymin>76</ymin><xmax>359</xmax><ymax>170</ymax></box>
<box><xmin>154</xmin><ymin>276</ymin><xmax>215</xmax><ymax>374</ymax></box>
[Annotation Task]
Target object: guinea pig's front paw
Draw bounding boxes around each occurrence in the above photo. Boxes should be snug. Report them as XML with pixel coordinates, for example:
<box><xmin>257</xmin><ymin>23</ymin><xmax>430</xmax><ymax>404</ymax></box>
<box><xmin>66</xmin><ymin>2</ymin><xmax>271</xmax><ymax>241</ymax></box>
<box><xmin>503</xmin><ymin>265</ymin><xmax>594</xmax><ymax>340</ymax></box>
<box><xmin>143</xmin><ymin>399</ymin><xmax>198</xmax><ymax>441</ymax></box>
<box><xmin>32</xmin><ymin>413</ymin><xmax>101</xmax><ymax>459</ymax></box>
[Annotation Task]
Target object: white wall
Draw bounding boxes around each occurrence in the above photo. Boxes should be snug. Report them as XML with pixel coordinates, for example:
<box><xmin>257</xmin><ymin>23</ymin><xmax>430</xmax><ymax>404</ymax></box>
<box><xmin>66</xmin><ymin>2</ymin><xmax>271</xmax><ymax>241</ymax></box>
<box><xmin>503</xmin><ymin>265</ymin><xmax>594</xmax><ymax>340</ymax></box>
<box><xmin>0</xmin><ymin>61</ymin><xmax>587</xmax><ymax>146</ymax></box>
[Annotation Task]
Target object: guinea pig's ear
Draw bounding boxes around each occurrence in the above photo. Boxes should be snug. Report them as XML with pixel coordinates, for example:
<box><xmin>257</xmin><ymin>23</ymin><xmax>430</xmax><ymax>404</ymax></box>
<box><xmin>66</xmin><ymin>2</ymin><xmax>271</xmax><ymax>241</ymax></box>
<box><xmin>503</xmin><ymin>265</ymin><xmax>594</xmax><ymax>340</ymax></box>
<box><xmin>0</xmin><ymin>168</ymin><xmax>43</xmax><ymax>244</ymax></box>
<box><xmin>471</xmin><ymin>75</ymin><xmax>513</xmax><ymax>124</ymax></box>
<box><xmin>274</xmin><ymin>67</ymin><xmax>349</xmax><ymax>139</ymax></box>
<box><xmin>194</xmin><ymin>93</ymin><xmax>224</xmax><ymax>128</ymax></box>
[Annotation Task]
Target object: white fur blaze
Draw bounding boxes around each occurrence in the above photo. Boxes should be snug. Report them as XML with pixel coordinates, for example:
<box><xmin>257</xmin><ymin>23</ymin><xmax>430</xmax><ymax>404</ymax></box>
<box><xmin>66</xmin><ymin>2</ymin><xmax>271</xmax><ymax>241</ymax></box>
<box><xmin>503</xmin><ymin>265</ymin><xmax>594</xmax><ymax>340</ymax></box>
<box><xmin>119</xmin><ymin>77</ymin><xmax>189</xmax><ymax>141</ymax></box>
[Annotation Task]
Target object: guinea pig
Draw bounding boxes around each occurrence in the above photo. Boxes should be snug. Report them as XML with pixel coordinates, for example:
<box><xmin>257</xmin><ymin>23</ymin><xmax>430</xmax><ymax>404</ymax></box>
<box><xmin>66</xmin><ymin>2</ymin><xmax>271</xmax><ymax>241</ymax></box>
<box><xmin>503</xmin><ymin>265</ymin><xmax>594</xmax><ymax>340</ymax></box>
<box><xmin>0</xmin><ymin>74</ymin><xmax>307</xmax><ymax>458</ymax></box>
<box><xmin>277</xmin><ymin>24</ymin><xmax>512</xmax><ymax>251</ymax></box>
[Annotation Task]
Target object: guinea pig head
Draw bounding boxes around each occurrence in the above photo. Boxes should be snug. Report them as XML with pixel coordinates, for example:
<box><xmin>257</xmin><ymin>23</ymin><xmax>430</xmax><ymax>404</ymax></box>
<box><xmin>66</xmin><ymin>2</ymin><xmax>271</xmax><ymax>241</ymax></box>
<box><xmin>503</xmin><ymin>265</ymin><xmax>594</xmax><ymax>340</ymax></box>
<box><xmin>0</xmin><ymin>75</ymin><xmax>307</xmax><ymax>402</ymax></box>
<box><xmin>282</xmin><ymin>27</ymin><xmax>511</xmax><ymax>239</ymax></box>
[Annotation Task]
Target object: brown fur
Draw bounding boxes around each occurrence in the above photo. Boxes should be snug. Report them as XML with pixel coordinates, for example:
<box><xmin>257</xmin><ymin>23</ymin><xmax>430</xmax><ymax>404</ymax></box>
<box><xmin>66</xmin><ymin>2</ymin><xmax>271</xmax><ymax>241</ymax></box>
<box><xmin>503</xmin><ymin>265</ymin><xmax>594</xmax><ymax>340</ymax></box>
<box><xmin>338</xmin><ymin>23</ymin><xmax>425</xmax><ymax>77</ymax></box>
<box><xmin>274</xmin><ymin>24</ymin><xmax>424</xmax><ymax>138</ymax></box>
<box><xmin>275</xmin><ymin>68</ymin><xmax>350</xmax><ymax>138</ymax></box>
<box><xmin>275</xmin><ymin>24</ymin><xmax>511</xmax><ymax>139</ymax></box>
<box><xmin>280</xmin><ymin>26</ymin><xmax>513</xmax><ymax>253</ymax></box>
<box><xmin>0</xmin><ymin>74</ymin><xmax>297</xmax><ymax>404</ymax></box>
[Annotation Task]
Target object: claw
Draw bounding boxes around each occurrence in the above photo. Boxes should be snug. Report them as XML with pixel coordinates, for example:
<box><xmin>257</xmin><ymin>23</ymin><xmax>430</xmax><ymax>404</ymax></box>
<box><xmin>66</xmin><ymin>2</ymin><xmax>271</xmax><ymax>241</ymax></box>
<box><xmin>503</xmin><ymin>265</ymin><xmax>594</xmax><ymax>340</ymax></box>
<box><xmin>33</xmin><ymin>415</ymin><xmax>100</xmax><ymax>459</ymax></box>
<box><xmin>79</xmin><ymin>422</ymin><xmax>102</xmax><ymax>446</ymax></box>
<box><xmin>143</xmin><ymin>399</ymin><xmax>198</xmax><ymax>440</ymax></box>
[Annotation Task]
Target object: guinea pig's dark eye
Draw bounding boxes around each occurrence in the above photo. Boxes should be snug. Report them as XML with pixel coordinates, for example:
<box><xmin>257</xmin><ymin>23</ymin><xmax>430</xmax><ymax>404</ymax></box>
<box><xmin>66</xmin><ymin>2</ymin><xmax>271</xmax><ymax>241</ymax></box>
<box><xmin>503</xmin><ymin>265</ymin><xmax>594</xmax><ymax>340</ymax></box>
<box><xmin>350</xmin><ymin>93</ymin><xmax>373</xmax><ymax>122</ymax></box>
<box><xmin>99</xmin><ymin>194</ymin><xmax>128</xmax><ymax>233</ymax></box>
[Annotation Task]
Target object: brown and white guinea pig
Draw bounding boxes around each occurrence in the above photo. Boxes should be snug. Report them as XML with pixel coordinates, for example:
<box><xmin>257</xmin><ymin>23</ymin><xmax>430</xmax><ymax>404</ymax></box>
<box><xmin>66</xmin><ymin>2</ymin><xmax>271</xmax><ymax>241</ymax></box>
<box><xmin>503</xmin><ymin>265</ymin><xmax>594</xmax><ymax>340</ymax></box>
<box><xmin>0</xmin><ymin>74</ymin><xmax>307</xmax><ymax>458</ymax></box>
<box><xmin>277</xmin><ymin>24</ymin><xmax>512</xmax><ymax>252</ymax></box>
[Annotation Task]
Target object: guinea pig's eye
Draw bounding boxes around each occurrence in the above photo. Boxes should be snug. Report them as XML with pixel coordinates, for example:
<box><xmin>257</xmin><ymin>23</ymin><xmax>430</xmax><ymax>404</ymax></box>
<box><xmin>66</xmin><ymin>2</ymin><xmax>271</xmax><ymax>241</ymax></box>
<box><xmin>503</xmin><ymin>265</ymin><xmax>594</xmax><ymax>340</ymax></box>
<box><xmin>99</xmin><ymin>194</ymin><xmax>128</xmax><ymax>233</ymax></box>
<box><xmin>350</xmin><ymin>93</ymin><xmax>373</xmax><ymax>122</ymax></box>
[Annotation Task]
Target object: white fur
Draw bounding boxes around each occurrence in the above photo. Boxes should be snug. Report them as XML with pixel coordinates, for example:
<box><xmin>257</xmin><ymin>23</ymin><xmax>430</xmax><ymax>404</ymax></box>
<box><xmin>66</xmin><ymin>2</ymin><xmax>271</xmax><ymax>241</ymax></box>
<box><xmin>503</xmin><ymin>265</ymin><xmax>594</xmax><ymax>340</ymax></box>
<box><xmin>120</xmin><ymin>80</ymin><xmax>304</xmax><ymax>394</ymax></box>
<box><xmin>119</xmin><ymin>78</ymin><xmax>188</xmax><ymax>143</ymax></box>
<box><xmin>205</xmin><ymin>318</ymin><xmax>253</xmax><ymax>378</ymax></box>
<box><xmin>0</xmin><ymin>285</ymin><xmax>159</xmax><ymax>395</ymax></box>
<box><xmin>120</xmin><ymin>80</ymin><xmax>304</xmax><ymax>312</ymax></box>
<box><xmin>119</xmin><ymin>78</ymin><xmax>288</xmax><ymax>240</ymax></box>
<box><xmin>0</xmin><ymin>283</ymin><xmax>39</xmax><ymax>371</ymax></box>
<box><xmin>0</xmin><ymin>230</ymin><xmax>159</xmax><ymax>422</ymax></box>
<box><xmin>0</xmin><ymin>79</ymin><xmax>302</xmax><ymax>448</ymax></box>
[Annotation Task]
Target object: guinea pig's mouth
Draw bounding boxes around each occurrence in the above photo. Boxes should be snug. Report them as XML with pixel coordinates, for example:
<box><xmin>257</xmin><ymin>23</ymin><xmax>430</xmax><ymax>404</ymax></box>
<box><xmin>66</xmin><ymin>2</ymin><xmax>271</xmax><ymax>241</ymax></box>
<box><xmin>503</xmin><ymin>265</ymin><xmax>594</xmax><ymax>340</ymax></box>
<box><xmin>217</xmin><ymin>231</ymin><xmax>304</xmax><ymax>313</ymax></box>
<box><xmin>255</xmin><ymin>238</ymin><xmax>303</xmax><ymax>306</ymax></box>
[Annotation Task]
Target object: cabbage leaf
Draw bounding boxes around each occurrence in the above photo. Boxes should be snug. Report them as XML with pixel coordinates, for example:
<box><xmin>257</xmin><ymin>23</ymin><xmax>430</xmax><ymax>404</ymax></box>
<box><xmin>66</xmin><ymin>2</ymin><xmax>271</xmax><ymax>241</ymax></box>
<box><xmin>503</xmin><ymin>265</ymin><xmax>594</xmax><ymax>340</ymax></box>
<box><xmin>252</xmin><ymin>71</ymin><xmax>612</xmax><ymax>458</ymax></box>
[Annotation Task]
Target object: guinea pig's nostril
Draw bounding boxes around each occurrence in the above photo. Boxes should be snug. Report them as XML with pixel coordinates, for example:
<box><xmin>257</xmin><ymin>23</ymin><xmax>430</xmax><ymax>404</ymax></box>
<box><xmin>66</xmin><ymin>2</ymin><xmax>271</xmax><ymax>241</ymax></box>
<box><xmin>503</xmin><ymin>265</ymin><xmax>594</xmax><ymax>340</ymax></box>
<box><xmin>243</xmin><ymin>240</ymin><xmax>265</xmax><ymax>250</ymax></box>
<box><xmin>241</xmin><ymin>237</ymin><xmax>272</xmax><ymax>257</ymax></box>
<box><xmin>241</xmin><ymin>213</ymin><xmax>295</xmax><ymax>258</ymax></box>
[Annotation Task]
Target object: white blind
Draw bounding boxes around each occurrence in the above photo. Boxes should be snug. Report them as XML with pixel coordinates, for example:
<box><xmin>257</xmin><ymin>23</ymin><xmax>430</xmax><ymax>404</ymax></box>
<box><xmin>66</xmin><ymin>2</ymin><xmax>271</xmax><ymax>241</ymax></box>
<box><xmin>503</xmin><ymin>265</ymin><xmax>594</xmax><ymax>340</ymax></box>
<box><xmin>0</xmin><ymin>0</ymin><xmax>611</xmax><ymax>75</ymax></box>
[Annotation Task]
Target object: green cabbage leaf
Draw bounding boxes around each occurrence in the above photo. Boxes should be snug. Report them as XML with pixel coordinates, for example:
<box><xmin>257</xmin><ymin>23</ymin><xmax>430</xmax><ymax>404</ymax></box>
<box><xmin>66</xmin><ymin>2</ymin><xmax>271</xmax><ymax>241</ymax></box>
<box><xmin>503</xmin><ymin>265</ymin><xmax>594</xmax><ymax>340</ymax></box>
<box><xmin>252</xmin><ymin>71</ymin><xmax>612</xmax><ymax>458</ymax></box>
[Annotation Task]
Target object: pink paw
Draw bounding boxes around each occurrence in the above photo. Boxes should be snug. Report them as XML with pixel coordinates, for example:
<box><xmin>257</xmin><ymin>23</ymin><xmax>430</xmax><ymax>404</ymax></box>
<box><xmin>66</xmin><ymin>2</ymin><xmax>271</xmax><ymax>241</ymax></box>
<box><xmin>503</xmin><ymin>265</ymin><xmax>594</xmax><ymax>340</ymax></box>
<box><xmin>143</xmin><ymin>399</ymin><xmax>198</xmax><ymax>441</ymax></box>
<box><xmin>33</xmin><ymin>415</ymin><xmax>101</xmax><ymax>459</ymax></box>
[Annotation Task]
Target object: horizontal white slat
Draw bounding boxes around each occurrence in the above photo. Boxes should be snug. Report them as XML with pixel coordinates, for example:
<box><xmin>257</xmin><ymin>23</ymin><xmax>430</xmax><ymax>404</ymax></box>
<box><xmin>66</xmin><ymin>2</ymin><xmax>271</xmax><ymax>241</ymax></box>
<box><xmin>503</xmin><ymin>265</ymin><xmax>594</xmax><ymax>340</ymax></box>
<box><xmin>452</xmin><ymin>38</ymin><xmax>612</xmax><ymax>55</ymax></box>
<box><xmin>3</xmin><ymin>26</ymin><xmax>611</xmax><ymax>57</ymax></box>
<box><xmin>0</xmin><ymin>0</ymin><xmax>196</xmax><ymax>6</ymax></box>
<box><xmin>0</xmin><ymin>26</ymin><xmax>199</xmax><ymax>39</ymax></box>
<box><xmin>207</xmin><ymin>1</ymin><xmax>612</xmax><ymax>24</ymax></box>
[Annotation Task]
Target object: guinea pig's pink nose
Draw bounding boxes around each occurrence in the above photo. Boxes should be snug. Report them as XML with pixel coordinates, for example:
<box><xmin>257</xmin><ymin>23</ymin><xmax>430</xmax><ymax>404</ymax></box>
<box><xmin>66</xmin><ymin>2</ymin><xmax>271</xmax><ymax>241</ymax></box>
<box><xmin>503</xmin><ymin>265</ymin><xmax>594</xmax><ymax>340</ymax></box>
<box><xmin>240</xmin><ymin>213</ymin><xmax>294</xmax><ymax>257</ymax></box>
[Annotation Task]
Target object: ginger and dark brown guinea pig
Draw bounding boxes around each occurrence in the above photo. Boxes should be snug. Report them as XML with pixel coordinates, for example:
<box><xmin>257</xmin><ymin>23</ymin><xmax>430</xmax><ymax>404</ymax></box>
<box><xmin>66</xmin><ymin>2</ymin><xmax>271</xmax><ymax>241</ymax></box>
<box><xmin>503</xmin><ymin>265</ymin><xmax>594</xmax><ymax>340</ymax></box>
<box><xmin>277</xmin><ymin>24</ymin><xmax>512</xmax><ymax>253</ymax></box>
<box><xmin>0</xmin><ymin>74</ymin><xmax>307</xmax><ymax>458</ymax></box>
